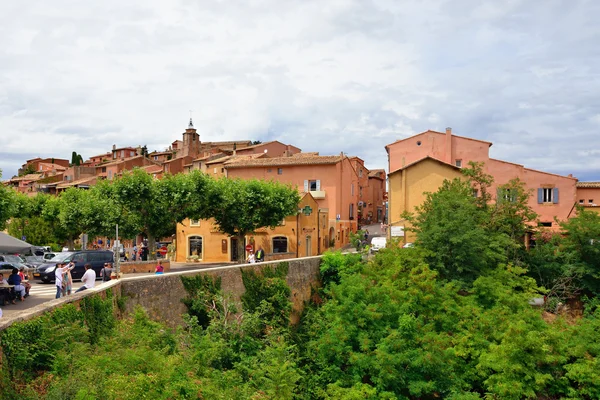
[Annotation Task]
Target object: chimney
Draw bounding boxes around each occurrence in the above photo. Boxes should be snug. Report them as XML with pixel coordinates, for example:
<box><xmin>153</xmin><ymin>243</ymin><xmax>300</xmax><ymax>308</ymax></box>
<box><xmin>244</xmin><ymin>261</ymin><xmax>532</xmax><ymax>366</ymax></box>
<box><xmin>445</xmin><ymin>127</ymin><xmax>452</xmax><ymax>163</ymax></box>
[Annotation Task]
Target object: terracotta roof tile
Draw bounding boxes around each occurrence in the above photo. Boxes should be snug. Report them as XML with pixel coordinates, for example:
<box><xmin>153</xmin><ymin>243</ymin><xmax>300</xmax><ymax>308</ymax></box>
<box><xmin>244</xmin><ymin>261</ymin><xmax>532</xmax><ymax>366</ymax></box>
<box><xmin>577</xmin><ymin>182</ymin><xmax>600</xmax><ymax>188</ymax></box>
<box><xmin>10</xmin><ymin>173</ymin><xmax>44</xmax><ymax>182</ymax></box>
<box><xmin>225</xmin><ymin>155</ymin><xmax>343</xmax><ymax>168</ymax></box>
<box><xmin>368</xmin><ymin>169</ymin><xmax>386</xmax><ymax>178</ymax></box>
<box><xmin>56</xmin><ymin>176</ymin><xmax>96</xmax><ymax>189</ymax></box>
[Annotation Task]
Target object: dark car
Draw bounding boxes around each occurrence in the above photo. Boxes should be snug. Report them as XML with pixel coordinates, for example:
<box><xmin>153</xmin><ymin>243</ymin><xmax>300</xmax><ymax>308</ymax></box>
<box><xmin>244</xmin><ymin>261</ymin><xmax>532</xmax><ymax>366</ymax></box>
<box><xmin>33</xmin><ymin>250</ymin><xmax>114</xmax><ymax>283</ymax></box>
<box><xmin>0</xmin><ymin>254</ymin><xmax>31</xmax><ymax>273</ymax></box>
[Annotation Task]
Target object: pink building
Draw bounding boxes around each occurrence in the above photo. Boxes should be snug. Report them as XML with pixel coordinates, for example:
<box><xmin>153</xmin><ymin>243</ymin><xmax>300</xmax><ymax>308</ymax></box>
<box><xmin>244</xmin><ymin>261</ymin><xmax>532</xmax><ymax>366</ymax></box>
<box><xmin>386</xmin><ymin>128</ymin><xmax>578</xmax><ymax>228</ymax></box>
<box><xmin>224</xmin><ymin>153</ymin><xmax>365</xmax><ymax>250</ymax></box>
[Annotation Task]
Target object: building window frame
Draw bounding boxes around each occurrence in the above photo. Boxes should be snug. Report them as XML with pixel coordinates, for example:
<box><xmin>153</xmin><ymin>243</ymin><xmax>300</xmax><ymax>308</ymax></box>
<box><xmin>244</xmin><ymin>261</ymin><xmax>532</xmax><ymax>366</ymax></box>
<box><xmin>188</xmin><ymin>235</ymin><xmax>203</xmax><ymax>258</ymax></box>
<box><xmin>277</xmin><ymin>168</ymin><xmax>283</xmax><ymax>175</ymax></box>
<box><xmin>272</xmin><ymin>236</ymin><xmax>288</xmax><ymax>253</ymax></box>
<box><xmin>190</xmin><ymin>219</ymin><xmax>200</xmax><ymax>227</ymax></box>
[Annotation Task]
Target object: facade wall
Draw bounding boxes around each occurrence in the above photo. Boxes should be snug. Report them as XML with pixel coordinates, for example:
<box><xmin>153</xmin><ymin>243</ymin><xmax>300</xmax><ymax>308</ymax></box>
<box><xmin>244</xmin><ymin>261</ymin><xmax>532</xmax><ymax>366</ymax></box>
<box><xmin>388</xmin><ymin>159</ymin><xmax>463</xmax><ymax>243</ymax></box>
<box><xmin>175</xmin><ymin>194</ymin><xmax>323</xmax><ymax>263</ymax></box>
<box><xmin>236</xmin><ymin>142</ymin><xmax>300</xmax><ymax>157</ymax></box>
<box><xmin>387</xmin><ymin>130</ymin><xmax>491</xmax><ymax>173</ymax></box>
<box><xmin>226</xmin><ymin>159</ymin><xmax>358</xmax><ymax>248</ymax></box>
<box><xmin>576</xmin><ymin>187</ymin><xmax>600</xmax><ymax>208</ymax></box>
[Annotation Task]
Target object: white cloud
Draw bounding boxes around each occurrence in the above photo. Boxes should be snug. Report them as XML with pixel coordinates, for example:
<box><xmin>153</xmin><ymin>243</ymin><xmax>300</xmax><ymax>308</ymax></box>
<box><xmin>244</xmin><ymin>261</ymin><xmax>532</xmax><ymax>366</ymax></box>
<box><xmin>1</xmin><ymin>0</ymin><xmax>599</xmax><ymax>180</ymax></box>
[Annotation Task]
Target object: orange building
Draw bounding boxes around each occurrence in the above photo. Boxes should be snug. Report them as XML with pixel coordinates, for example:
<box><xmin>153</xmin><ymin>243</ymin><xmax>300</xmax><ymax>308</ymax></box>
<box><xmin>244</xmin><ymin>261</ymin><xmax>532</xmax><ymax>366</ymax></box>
<box><xmin>386</xmin><ymin>128</ymin><xmax>579</xmax><ymax>240</ymax></box>
<box><xmin>224</xmin><ymin>153</ymin><xmax>364</xmax><ymax>250</ymax></box>
<box><xmin>575</xmin><ymin>182</ymin><xmax>600</xmax><ymax>214</ymax></box>
<box><xmin>176</xmin><ymin>193</ymin><xmax>323</xmax><ymax>263</ymax></box>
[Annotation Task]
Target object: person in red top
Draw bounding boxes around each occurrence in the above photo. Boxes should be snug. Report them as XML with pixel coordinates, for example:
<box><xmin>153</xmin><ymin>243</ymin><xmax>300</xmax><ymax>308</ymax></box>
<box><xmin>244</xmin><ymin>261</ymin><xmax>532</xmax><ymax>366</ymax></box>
<box><xmin>18</xmin><ymin>267</ymin><xmax>31</xmax><ymax>297</ymax></box>
<box><xmin>155</xmin><ymin>260</ymin><xmax>164</xmax><ymax>275</ymax></box>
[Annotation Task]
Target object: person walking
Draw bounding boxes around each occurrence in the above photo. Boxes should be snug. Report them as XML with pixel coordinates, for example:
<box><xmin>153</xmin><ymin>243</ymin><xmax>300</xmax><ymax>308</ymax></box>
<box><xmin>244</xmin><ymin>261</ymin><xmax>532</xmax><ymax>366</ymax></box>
<box><xmin>247</xmin><ymin>250</ymin><xmax>256</xmax><ymax>264</ymax></box>
<box><xmin>132</xmin><ymin>244</ymin><xmax>138</xmax><ymax>261</ymax></box>
<box><xmin>76</xmin><ymin>264</ymin><xmax>96</xmax><ymax>293</ymax></box>
<box><xmin>255</xmin><ymin>247</ymin><xmax>265</xmax><ymax>262</ymax></box>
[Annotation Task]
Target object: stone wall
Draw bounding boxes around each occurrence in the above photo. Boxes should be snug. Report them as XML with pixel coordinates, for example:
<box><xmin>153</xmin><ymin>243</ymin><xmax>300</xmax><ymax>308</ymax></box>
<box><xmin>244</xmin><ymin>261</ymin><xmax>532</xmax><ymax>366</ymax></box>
<box><xmin>121</xmin><ymin>256</ymin><xmax>321</xmax><ymax>328</ymax></box>
<box><xmin>118</xmin><ymin>260</ymin><xmax>171</xmax><ymax>274</ymax></box>
<box><xmin>0</xmin><ymin>256</ymin><xmax>322</xmax><ymax>331</ymax></box>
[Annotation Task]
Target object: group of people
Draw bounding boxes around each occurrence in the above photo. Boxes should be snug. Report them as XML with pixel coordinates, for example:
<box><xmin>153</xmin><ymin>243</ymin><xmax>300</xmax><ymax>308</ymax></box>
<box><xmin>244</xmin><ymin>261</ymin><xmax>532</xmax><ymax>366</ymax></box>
<box><xmin>246</xmin><ymin>247</ymin><xmax>265</xmax><ymax>264</ymax></box>
<box><xmin>54</xmin><ymin>261</ymin><xmax>114</xmax><ymax>299</ymax></box>
<box><xmin>1</xmin><ymin>267</ymin><xmax>30</xmax><ymax>304</ymax></box>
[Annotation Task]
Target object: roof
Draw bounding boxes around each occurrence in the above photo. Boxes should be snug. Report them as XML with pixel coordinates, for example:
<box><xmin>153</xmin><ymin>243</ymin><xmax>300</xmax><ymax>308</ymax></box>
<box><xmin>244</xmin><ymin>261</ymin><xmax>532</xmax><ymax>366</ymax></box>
<box><xmin>56</xmin><ymin>176</ymin><xmax>96</xmax><ymax>189</ymax></box>
<box><xmin>291</xmin><ymin>152</ymin><xmax>320</xmax><ymax>157</ymax></box>
<box><xmin>38</xmin><ymin>162</ymin><xmax>67</xmax><ymax>171</ymax></box>
<box><xmin>385</xmin><ymin>129</ymin><xmax>493</xmax><ymax>150</ymax></box>
<box><xmin>9</xmin><ymin>173</ymin><xmax>44</xmax><ymax>182</ymax></box>
<box><xmin>368</xmin><ymin>169</ymin><xmax>386</xmax><ymax>178</ymax></box>
<box><xmin>577</xmin><ymin>182</ymin><xmax>600</xmax><ymax>188</ymax></box>
<box><xmin>388</xmin><ymin>156</ymin><xmax>460</xmax><ymax>176</ymax></box>
<box><xmin>225</xmin><ymin>154</ymin><xmax>343</xmax><ymax>169</ymax></box>
<box><xmin>207</xmin><ymin>153</ymin><xmax>266</xmax><ymax>166</ymax></box>
<box><xmin>140</xmin><ymin>165</ymin><xmax>163</xmax><ymax>174</ymax></box>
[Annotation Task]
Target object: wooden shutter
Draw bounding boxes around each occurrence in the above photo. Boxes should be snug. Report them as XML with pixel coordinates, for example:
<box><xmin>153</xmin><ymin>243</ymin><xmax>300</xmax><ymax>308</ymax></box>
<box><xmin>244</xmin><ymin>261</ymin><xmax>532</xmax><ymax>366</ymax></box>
<box><xmin>304</xmin><ymin>180</ymin><xmax>308</xmax><ymax>192</ymax></box>
<box><xmin>537</xmin><ymin>188</ymin><xmax>543</xmax><ymax>204</ymax></box>
<box><xmin>553</xmin><ymin>188</ymin><xmax>559</xmax><ymax>204</ymax></box>
<box><xmin>316</xmin><ymin>180</ymin><xmax>321</xmax><ymax>191</ymax></box>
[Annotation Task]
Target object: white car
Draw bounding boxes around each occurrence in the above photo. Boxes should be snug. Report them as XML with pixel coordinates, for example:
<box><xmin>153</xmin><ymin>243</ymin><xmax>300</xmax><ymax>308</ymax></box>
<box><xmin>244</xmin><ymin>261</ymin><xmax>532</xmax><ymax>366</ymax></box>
<box><xmin>402</xmin><ymin>242</ymin><xmax>414</xmax><ymax>248</ymax></box>
<box><xmin>370</xmin><ymin>237</ymin><xmax>387</xmax><ymax>253</ymax></box>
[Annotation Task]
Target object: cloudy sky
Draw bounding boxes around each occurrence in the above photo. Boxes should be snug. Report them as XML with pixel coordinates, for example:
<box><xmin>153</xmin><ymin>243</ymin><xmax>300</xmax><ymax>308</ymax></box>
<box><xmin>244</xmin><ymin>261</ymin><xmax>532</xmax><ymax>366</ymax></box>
<box><xmin>1</xmin><ymin>0</ymin><xmax>599</xmax><ymax>180</ymax></box>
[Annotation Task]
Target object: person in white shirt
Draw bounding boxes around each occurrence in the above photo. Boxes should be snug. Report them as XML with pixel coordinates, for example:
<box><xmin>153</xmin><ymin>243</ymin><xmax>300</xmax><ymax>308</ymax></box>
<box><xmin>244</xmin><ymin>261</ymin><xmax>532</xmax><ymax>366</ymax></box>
<box><xmin>76</xmin><ymin>264</ymin><xmax>96</xmax><ymax>293</ymax></box>
<box><xmin>55</xmin><ymin>262</ymin><xmax>74</xmax><ymax>299</ymax></box>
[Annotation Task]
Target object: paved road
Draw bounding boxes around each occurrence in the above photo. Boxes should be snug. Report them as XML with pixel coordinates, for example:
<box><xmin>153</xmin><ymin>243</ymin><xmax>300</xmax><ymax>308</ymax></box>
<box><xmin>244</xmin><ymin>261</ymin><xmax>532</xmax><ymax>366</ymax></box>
<box><xmin>1</xmin><ymin>262</ymin><xmax>229</xmax><ymax>319</ymax></box>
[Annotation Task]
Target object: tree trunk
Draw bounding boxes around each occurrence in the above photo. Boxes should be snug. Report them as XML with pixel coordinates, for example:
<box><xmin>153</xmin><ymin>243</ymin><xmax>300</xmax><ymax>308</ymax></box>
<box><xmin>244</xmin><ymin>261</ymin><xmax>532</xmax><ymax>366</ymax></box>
<box><xmin>147</xmin><ymin>233</ymin><xmax>157</xmax><ymax>261</ymax></box>
<box><xmin>68</xmin><ymin>237</ymin><xmax>75</xmax><ymax>251</ymax></box>
<box><xmin>237</xmin><ymin>233</ymin><xmax>246</xmax><ymax>264</ymax></box>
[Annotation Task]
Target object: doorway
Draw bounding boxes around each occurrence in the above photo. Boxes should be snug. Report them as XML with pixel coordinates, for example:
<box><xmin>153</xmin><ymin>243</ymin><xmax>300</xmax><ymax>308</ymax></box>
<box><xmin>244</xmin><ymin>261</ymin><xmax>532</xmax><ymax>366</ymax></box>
<box><xmin>230</xmin><ymin>238</ymin><xmax>239</xmax><ymax>262</ymax></box>
<box><xmin>305</xmin><ymin>235</ymin><xmax>312</xmax><ymax>257</ymax></box>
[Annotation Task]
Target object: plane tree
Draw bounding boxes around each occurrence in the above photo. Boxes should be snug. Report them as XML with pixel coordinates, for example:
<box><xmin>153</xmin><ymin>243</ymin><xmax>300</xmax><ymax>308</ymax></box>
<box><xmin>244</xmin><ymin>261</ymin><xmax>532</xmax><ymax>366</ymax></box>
<box><xmin>203</xmin><ymin>177</ymin><xmax>301</xmax><ymax>263</ymax></box>
<box><xmin>102</xmin><ymin>169</ymin><xmax>212</xmax><ymax>260</ymax></box>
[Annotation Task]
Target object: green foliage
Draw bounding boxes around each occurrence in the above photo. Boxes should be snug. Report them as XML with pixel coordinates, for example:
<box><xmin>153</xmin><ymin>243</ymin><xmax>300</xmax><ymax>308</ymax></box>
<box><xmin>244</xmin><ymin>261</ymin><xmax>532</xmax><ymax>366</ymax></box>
<box><xmin>319</xmin><ymin>250</ymin><xmax>364</xmax><ymax>289</ymax></box>
<box><xmin>181</xmin><ymin>274</ymin><xmax>223</xmax><ymax>328</ymax></box>
<box><xmin>241</xmin><ymin>263</ymin><xmax>291</xmax><ymax>330</ymax></box>
<box><xmin>0</xmin><ymin>170</ymin><xmax>17</xmax><ymax>230</ymax></box>
<box><xmin>80</xmin><ymin>295</ymin><xmax>116</xmax><ymax>344</ymax></box>
<box><xmin>204</xmin><ymin>177</ymin><xmax>301</xmax><ymax>261</ymax></box>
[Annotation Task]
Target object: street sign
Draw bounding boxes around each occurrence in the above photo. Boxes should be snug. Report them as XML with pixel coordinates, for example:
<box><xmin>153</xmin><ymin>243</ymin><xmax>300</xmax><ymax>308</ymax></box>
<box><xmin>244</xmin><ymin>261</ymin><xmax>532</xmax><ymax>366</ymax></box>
<box><xmin>158</xmin><ymin>246</ymin><xmax>168</xmax><ymax>256</ymax></box>
<box><xmin>245</xmin><ymin>244</ymin><xmax>253</xmax><ymax>251</ymax></box>
<box><xmin>391</xmin><ymin>226</ymin><xmax>405</xmax><ymax>237</ymax></box>
<box><xmin>21</xmin><ymin>236</ymin><xmax>26</xmax><ymax>241</ymax></box>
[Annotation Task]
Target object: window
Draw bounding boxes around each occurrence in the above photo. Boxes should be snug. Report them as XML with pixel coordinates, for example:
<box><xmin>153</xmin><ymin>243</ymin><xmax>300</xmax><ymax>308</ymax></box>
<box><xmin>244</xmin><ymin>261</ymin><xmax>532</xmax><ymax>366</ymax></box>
<box><xmin>304</xmin><ymin>179</ymin><xmax>320</xmax><ymax>192</ymax></box>
<box><xmin>349</xmin><ymin>203</ymin><xmax>354</xmax><ymax>220</ymax></box>
<box><xmin>121</xmin><ymin>150</ymin><xmax>125</xmax><ymax>158</ymax></box>
<box><xmin>538</xmin><ymin>188</ymin><xmax>558</xmax><ymax>204</ymax></box>
<box><xmin>416</xmin><ymin>141</ymin><xmax>422</xmax><ymax>146</ymax></box>
<box><xmin>154</xmin><ymin>156</ymin><xmax>158</xmax><ymax>161</ymax></box>
<box><xmin>473</xmin><ymin>189</ymin><xmax>478</xmax><ymax>197</ymax></box>
<box><xmin>272</xmin><ymin>236</ymin><xmax>288</xmax><ymax>253</ymax></box>
<box><xmin>108</xmin><ymin>171</ymin><xmax>112</xmax><ymax>180</ymax></box>
<box><xmin>539</xmin><ymin>222</ymin><xmax>552</xmax><ymax>227</ymax></box>
<box><xmin>189</xmin><ymin>236</ymin><xmax>202</xmax><ymax>257</ymax></box>
<box><xmin>190</xmin><ymin>219</ymin><xmax>200</xmax><ymax>226</ymax></box>
<box><xmin>455</xmin><ymin>159</ymin><xmax>462</xmax><ymax>167</ymax></box>
<box><xmin>267</xmin><ymin>168</ymin><xmax>272</xmax><ymax>173</ymax></box>
<box><xmin>101</xmin><ymin>167</ymin><xmax>106</xmax><ymax>173</ymax></box>
<box><xmin>351</xmin><ymin>184</ymin><xmax>354</xmax><ymax>196</ymax></box>
<box><xmin>580</xmin><ymin>199</ymin><xmax>584</xmax><ymax>204</ymax></box>
<box><xmin>221</xmin><ymin>168</ymin><xmax>224</xmax><ymax>173</ymax></box>
<box><xmin>359</xmin><ymin>169</ymin><xmax>363</xmax><ymax>177</ymax></box>
<box><xmin>213</xmin><ymin>167</ymin><xmax>217</xmax><ymax>174</ymax></box>
<box><xmin>278</xmin><ymin>168</ymin><xmax>283</xmax><ymax>175</ymax></box>
<box><xmin>590</xmin><ymin>199</ymin><xmax>594</xmax><ymax>204</ymax></box>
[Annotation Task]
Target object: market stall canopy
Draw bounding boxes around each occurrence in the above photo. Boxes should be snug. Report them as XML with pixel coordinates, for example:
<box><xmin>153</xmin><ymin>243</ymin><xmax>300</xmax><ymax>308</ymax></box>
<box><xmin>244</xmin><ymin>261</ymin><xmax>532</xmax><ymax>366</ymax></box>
<box><xmin>0</xmin><ymin>232</ymin><xmax>33</xmax><ymax>254</ymax></box>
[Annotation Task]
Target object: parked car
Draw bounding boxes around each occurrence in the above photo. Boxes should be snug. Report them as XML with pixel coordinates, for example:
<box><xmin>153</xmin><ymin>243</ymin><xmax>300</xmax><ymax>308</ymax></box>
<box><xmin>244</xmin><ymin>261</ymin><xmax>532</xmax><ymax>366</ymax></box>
<box><xmin>33</xmin><ymin>250</ymin><xmax>114</xmax><ymax>283</ymax></box>
<box><xmin>0</xmin><ymin>254</ymin><xmax>31</xmax><ymax>272</ymax></box>
<box><xmin>43</xmin><ymin>252</ymin><xmax>58</xmax><ymax>261</ymax></box>
<box><xmin>370</xmin><ymin>237</ymin><xmax>387</xmax><ymax>253</ymax></box>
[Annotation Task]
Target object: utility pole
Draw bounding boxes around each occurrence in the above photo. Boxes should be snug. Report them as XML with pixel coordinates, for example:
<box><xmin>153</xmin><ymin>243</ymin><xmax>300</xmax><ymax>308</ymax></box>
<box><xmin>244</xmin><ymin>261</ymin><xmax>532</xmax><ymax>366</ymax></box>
<box><xmin>115</xmin><ymin>224</ymin><xmax>120</xmax><ymax>278</ymax></box>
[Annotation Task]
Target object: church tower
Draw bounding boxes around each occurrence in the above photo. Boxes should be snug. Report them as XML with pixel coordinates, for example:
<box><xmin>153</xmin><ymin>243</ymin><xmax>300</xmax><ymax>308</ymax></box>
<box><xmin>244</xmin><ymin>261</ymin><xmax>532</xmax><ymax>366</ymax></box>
<box><xmin>182</xmin><ymin>118</ymin><xmax>200</xmax><ymax>158</ymax></box>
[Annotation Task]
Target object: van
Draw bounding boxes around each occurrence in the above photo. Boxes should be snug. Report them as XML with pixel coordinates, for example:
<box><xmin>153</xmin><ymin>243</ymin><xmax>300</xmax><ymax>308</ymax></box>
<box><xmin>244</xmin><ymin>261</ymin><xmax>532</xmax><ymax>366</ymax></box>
<box><xmin>33</xmin><ymin>250</ymin><xmax>114</xmax><ymax>283</ymax></box>
<box><xmin>370</xmin><ymin>237</ymin><xmax>387</xmax><ymax>253</ymax></box>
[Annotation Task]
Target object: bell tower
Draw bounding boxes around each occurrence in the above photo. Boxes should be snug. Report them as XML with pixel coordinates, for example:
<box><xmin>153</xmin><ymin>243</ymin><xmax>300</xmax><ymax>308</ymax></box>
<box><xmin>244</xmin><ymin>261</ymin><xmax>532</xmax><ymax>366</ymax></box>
<box><xmin>182</xmin><ymin>118</ymin><xmax>200</xmax><ymax>158</ymax></box>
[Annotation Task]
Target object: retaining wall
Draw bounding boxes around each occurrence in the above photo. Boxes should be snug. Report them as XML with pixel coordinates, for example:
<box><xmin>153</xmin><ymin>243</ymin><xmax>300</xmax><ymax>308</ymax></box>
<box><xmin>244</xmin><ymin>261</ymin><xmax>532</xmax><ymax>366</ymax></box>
<box><xmin>0</xmin><ymin>256</ymin><xmax>322</xmax><ymax>331</ymax></box>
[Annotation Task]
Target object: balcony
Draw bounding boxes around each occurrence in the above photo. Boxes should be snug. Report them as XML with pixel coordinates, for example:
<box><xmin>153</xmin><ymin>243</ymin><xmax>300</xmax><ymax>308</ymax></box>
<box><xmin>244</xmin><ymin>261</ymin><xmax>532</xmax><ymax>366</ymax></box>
<box><xmin>310</xmin><ymin>190</ymin><xmax>326</xmax><ymax>199</ymax></box>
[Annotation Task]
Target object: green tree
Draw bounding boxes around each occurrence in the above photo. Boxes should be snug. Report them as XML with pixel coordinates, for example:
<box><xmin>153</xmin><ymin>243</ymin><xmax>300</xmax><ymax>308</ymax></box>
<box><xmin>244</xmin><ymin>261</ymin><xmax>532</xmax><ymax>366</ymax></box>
<box><xmin>0</xmin><ymin>170</ymin><xmax>17</xmax><ymax>230</ymax></box>
<box><xmin>204</xmin><ymin>178</ymin><xmax>301</xmax><ymax>263</ymax></box>
<box><xmin>103</xmin><ymin>169</ymin><xmax>211</xmax><ymax>259</ymax></box>
<box><xmin>406</xmin><ymin>178</ymin><xmax>511</xmax><ymax>284</ymax></box>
